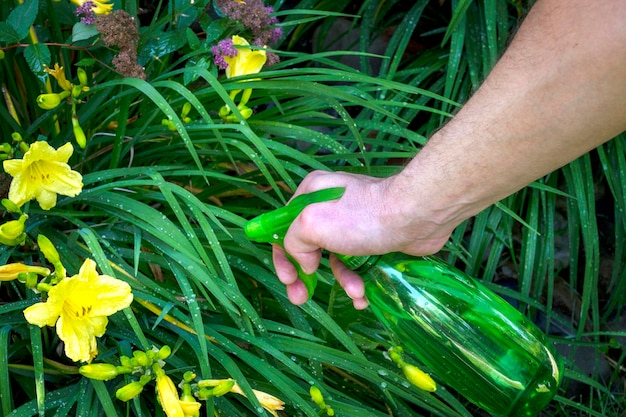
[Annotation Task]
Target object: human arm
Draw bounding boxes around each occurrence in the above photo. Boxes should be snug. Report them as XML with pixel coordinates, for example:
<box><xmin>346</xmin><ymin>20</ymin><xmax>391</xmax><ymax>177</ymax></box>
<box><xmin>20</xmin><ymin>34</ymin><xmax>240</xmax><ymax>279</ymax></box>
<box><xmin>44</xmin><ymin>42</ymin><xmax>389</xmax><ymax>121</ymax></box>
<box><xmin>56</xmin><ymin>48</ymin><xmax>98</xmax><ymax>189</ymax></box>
<box><xmin>274</xmin><ymin>0</ymin><xmax>626</xmax><ymax>307</ymax></box>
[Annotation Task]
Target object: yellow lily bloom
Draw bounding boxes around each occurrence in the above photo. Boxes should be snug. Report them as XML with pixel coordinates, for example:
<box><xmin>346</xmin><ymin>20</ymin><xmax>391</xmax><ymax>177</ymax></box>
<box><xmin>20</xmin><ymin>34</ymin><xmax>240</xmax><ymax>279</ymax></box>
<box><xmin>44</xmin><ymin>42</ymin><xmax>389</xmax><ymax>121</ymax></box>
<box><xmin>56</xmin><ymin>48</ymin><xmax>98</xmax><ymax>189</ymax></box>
<box><xmin>224</xmin><ymin>35</ymin><xmax>267</xmax><ymax>79</ymax></box>
<box><xmin>44</xmin><ymin>64</ymin><xmax>72</xmax><ymax>91</ymax></box>
<box><xmin>3</xmin><ymin>142</ymin><xmax>83</xmax><ymax>210</ymax></box>
<box><xmin>0</xmin><ymin>263</ymin><xmax>50</xmax><ymax>281</ymax></box>
<box><xmin>70</xmin><ymin>0</ymin><xmax>113</xmax><ymax>15</ymax></box>
<box><xmin>23</xmin><ymin>259</ymin><xmax>133</xmax><ymax>363</ymax></box>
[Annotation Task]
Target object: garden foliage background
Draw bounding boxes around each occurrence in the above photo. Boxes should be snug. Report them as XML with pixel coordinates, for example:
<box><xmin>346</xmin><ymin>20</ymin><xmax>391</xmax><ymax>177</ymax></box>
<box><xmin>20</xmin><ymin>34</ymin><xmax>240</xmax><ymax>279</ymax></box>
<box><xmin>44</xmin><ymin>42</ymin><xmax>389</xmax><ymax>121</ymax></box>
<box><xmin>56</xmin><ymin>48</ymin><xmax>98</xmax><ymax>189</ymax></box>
<box><xmin>0</xmin><ymin>0</ymin><xmax>625</xmax><ymax>416</ymax></box>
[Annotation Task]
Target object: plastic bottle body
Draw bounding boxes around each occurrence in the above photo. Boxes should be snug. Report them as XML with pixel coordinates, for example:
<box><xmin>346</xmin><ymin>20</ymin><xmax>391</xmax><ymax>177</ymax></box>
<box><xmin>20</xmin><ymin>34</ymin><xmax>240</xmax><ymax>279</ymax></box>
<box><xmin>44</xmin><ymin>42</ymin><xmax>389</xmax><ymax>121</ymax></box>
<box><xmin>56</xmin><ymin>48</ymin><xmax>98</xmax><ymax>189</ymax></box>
<box><xmin>357</xmin><ymin>255</ymin><xmax>563</xmax><ymax>417</ymax></box>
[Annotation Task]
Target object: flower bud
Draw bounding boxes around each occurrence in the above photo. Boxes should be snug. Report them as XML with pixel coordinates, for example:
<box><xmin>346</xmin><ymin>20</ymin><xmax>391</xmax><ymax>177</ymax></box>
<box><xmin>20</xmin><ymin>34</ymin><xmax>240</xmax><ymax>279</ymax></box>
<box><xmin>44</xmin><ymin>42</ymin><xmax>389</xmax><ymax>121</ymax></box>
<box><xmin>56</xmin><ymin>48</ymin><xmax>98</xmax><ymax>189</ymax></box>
<box><xmin>155</xmin><ymin>372</ymin><xmax>185</xmax><ymax>417</ymax></box>
<box><xmin>238</xmin><ymin>106</ymin><xmax>253</xmax><ymax>120</ymax></box>
<box><xmin>133</xmin><ymin>350</ymin><xmax>151</xmax><ymax>367</ymax></box>
<box><xmin>157</xmin><ymin>345</ymin><xmax>172</xmax><ymax>360</ymax></box>
<box><xmin>310</xmin><ymin>386</ymin><xmax>324</xmax><ymax>406</ymax></box>
<box><xmin>72</xmin><ymin>116</ymin><xmax>87</xmax><ymax>149</ymax></box>
<box><xmin>180</xmin><ymin>399</ymin><xmax>201</xmax><ymax>417</ymax></box>
<box><xmin>10</xmin><ymin>132</ymin><xmax>22</xmax><ymax>142</ymax></box>
<box><xmin>77</xmin><ymin>68</ymin><xmax>88</xmax><ymax>87</ymax></box>
<box><xmin>0</xmin><ymin>214</ymin><xmax>27</xmax><ymax>246</ymax></box>
<box><xmin>79</xmin><ymin>363</ymin><xmax>120</xmax><ymax>380</ymax></box>
<box><xmin>181</xmin><ymin>102</ymin><xmax>192</xmax><ymax>119</ymax></box>
<box><xmin>120</xmin><ymin>355</ymin><xmax>134</xmax><ymax>368</ymax></box>
<box><xmin>0</xmin><ymin>263</ymin><xmax>50</xmax><ymax>282</ymax></box>
<box><xmin>37</xmin><ymin>235</ymin><xmax>60</xmax><ymax>265</ymax></box>
<box><xmin>36</xmin><ymin>91</ymin><xmax>70</xmax><ymax>110</ymax></box>
<box><xmin>71</xmin><ymin>85</ymin><xmax>82</xmax><ymax>99</ymax></box>
<box><xmin>183</xmin><ymin>371</ymin><xmax>196</xmax><ymax>382</ymax></box>
<box><xmin>2</xmin><ymin>199</ymin><xmax>21</xmax><ymax>214</ymax></box>
<box><xmin>116</xmin><ymin>381</ymin><xmax>145</xmax><ymax>401</ymax></box>
<box><xmin>210</xmin><ymin>379</ymin><xmax>235</xmax><ymax>397</ymax></box>
<box><xmin>402</xmin><ymin>363</ymin><xmax>437</xmax><ymax>392</ymax></box>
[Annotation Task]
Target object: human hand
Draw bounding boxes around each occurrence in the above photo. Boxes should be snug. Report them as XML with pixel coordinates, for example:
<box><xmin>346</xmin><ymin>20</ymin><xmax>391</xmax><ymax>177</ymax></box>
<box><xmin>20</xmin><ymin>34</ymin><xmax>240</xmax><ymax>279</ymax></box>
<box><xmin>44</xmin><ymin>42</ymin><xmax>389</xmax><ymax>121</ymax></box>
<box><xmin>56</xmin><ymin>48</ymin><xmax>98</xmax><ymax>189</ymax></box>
<box><xmin>272</xmin><ymin>170</ymin><xmax>457</xmax><ymax>308</ymax></box>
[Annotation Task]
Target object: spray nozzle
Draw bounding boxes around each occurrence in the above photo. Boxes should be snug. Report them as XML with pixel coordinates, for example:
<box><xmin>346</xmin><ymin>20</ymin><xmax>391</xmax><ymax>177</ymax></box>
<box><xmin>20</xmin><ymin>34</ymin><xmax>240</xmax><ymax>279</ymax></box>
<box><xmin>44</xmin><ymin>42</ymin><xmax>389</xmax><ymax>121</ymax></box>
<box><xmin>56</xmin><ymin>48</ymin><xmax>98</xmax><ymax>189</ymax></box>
<box><xmin>244</xmin><ymin>187</ymin><xmax>345</xmax><ymax>298</ymax></box>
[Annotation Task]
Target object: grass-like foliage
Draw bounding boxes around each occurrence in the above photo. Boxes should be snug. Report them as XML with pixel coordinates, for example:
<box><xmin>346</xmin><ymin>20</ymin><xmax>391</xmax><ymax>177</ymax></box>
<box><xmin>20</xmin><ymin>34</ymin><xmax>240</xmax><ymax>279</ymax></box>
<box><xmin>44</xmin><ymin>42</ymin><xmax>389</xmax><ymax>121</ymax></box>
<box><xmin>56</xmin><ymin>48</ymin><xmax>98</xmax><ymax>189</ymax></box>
<box><xmin>0</xmin><ymin>0</ymin><xmax>624</xmax><ymax>416</ymax></box>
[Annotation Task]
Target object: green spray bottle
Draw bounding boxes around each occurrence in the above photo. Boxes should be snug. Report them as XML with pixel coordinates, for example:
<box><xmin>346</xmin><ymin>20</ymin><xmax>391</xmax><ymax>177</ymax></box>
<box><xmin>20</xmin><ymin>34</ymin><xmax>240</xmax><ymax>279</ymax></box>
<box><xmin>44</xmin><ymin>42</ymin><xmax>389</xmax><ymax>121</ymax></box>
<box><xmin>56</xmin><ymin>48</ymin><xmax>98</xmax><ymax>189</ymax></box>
<box><xmin>245</xmin><ymin>188</ymin><xmax>563</xmax><ymax>417</ymax></box>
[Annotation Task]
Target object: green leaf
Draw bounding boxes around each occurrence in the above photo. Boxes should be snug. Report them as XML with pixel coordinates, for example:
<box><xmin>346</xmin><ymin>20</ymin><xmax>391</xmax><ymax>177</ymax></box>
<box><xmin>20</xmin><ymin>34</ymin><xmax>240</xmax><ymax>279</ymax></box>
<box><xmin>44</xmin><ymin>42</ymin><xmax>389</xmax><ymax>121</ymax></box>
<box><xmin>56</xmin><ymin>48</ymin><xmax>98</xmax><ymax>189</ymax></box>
<box><xmin>138</xmin><ymin>28</ymin><xmax>187</xmax><ymax>65</ymax></box>
<box><xmin>71</xmin><ymin>22</ymin><xmax>99</xmax><ymax>43</ymax></box>
<box><xmin>185</xmin><ymin>27</ymin><xmax>200</xmax><ymax>50</ymax></box>
<box><xmin>0</xmin><ymin>22</ymin><xmax>21</xmax><ymax>44</ymax></box>
<box><xmin>7</xmin><ymin>0</ymin><xmax>39</xmax><ymax>42</ymax></box>
<box><xmin>23</xmin><ymin>43</ymin><xmax>50</xmax><ymax>76</ymax></box>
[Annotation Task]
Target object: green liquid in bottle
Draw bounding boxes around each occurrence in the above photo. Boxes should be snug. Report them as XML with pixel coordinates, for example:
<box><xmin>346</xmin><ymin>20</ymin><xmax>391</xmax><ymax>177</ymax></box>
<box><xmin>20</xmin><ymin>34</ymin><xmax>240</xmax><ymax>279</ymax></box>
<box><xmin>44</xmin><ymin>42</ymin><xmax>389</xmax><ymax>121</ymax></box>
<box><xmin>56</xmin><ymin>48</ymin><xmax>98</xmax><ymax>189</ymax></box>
<box><xmin>244</xmin><ymin>188</ymin><xmax>563</xmax><ymax>417</ymax></box>
<box><xmin>352</xmin><ymin>255</ymin><xmax>563</xmax><ymax>417</ymax></box>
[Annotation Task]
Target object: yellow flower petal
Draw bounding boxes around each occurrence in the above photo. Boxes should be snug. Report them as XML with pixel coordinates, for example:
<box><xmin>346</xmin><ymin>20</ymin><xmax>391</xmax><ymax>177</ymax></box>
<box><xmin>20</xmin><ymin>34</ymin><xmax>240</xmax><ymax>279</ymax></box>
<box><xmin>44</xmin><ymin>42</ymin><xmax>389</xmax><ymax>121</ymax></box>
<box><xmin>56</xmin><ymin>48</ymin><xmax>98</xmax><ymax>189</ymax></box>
<box><xmin>70</xmin><ymin>0</ymin><xmax>113</xmax><ymax>15</ymax></box>
<box><xmin>156</xmin><ymin>373</ymin><xmax>185</xmax><ymax>417</ymax></box>
<box><xmin>225</xmin><ymin>35</ymin><xmax>267</xmax><ymax>79</ymax></box>
<box><xmin>2</xmin><ymin>141</ymin><xmax>83</xmax><ymax>210</ymax></box>
<box><xmin>24</xmin><ymin>258</ymin><xmax>132</xmax><ymax>362</ymax></box>
<box><xmin>24</xmin><ymin>300</ymin><xmax>62</xmax><ymax>327</ymax></box>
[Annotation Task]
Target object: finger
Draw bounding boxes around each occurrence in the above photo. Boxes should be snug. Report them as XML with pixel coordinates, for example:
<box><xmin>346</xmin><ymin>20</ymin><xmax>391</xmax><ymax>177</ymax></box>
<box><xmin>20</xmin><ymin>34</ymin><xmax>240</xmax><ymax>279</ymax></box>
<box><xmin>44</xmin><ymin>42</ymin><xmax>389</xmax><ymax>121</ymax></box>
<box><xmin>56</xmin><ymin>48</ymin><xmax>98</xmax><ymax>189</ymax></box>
<box><xmin>272</xmin><ymin>245</ymin><xmax>298</xmax><ymax>285</ymax></box>
<box><xmin>285</xmin><ymin>280</ymin><xmax>309</xmax><ymax>305</ymax></box>
<box><xmin>352</xmin><ymin>297</ymin><xmax>369</xmax><ymax>310</ymax></box>
<box><xmin>330</xmin><ymin>255</ymin><xmax>367</xmax><ymax>306</ymax></box>
<box><xmin>283</xmin><ymin>208</ymin><xmax>324</xmax><ymax>275</ymax></box>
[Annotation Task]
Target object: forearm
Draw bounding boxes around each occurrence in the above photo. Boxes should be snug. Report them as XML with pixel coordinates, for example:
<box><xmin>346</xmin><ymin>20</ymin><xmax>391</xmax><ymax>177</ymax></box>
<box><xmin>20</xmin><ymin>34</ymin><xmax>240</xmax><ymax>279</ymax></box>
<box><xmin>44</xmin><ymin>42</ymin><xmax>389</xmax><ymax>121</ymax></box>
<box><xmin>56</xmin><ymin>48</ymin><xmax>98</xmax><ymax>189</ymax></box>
<box><xmin>392</xmin><ymin>0</ymin><xmax>626</xmax><ymax>226</ymax></box>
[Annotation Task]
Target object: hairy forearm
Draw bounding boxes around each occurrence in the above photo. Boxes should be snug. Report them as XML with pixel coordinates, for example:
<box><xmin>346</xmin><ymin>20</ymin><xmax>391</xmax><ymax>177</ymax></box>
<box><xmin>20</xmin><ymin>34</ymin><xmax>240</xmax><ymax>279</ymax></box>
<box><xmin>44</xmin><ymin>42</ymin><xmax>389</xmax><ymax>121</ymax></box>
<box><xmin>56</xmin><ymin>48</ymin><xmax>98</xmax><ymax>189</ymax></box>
<box><xmin>392</xmin><ymin>0</ymin><xmax>626</xmax><ymax>226</ymax></box>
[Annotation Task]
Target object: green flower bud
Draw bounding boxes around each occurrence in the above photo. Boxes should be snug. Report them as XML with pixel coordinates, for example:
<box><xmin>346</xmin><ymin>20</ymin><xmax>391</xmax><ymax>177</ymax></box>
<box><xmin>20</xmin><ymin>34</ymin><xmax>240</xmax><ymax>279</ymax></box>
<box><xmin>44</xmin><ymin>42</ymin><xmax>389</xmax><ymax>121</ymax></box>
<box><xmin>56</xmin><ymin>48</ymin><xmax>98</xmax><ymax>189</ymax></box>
<box><xmin>197</xmin><ymin>379</ymin><xmax>235</xmax><ymax>399</ymax></box>
<box><xmin>71</xmin><ymin>84</ymin><xmax>82</xmax><ymax>99</ymax></box>
<box><xmin>0</xmin><ymin>214</ymin><xmax>27</xmax><ymax>245</ymax></box>
<box><xmin>218</xmin><ymin>105</ymin><xmax>231</xmax><ymax>119</ymax></box>
<box><xmin>72</xmin><ymin>116</ymin><xmax>87</xmax><ymax>149</ymax></box>
<box><xmin>120</xmin><ymin>355</ymin><xmax>133</xmax><ymax>368</ymax></box>
<box><xmin>116</xmin><ymin>381</ymin><xmax>145</xmax><ymax>401</ymax></box>
<box><xmin>1</xmin><ymin>199</ymin><xmax>21</xmax><ymax>214</ymax></box>
<box><xmin>181</xmin><ymin>102</ymin><xmax>192</xmax><ymax>119</ymax></box>
<box><xmin>156</xmin><ymin>345</ymin><xmax>172</xmax><ymax>360</ymax></box>
<box><xmin>211</xmin><ymin>379</ymin><xmax>235</xmax><ymax>397</ymax></box>
<box><xmin>79</xmin><ymin>363</ymin><xmax>120</xmax><ymax>380</ymax></box>
<box><xmin>0</xmin><ymin>50</ymin><xmax>4</xmax><ymax>60</ymax></box>
<box><xmin>310</xmin><ymin>386</ymin><xmax>324</xmax><ymax>406</ymax></box>
<box><xmin>238</xmin><ymin>106</ymin><xmax>253</xmax><ymax>120</ymax></box>
<box><xmin>133</xmin><ymin>350</ymin><xmax>151</xmax><ymax>367</ymax></box>
<box><xmin>77</xmin><ymin>68</ymin><xmax>88</xmax><ymax>87</ymax></box>
<box><xmin>36</xmin><ymin>91</ymin><xmax>70</xmax><ymax>110</ymax></box>
<box><xmin>183</xmin><ymin>371</ymin><xmax>196</xmax><ymax>383</ymax></box>
<box><xmin>37</xmin><ymin>235</ymin><xmax>60</xmax><ymax>265</ymax></box>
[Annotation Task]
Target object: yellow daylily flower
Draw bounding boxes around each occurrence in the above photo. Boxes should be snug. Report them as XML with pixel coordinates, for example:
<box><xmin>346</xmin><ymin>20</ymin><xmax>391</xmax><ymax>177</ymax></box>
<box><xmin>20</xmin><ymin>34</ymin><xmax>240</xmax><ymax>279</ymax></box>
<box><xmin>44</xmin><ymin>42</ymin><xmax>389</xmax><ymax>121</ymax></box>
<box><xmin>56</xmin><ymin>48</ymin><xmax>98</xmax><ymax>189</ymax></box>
<box><xmin>224</xmin><ymin>35</ymin><xmax>267</xmax><ymax>79</ymax></box>
<box><xmin>0</xmin><ymin>263</ymin><xmax>50</xmax><ymax>281</ymax></box>
<box><xmin>3</xmin><ymin>142</ymin><xmax>83</xmax><ymax>210</ymax></box>
<box><xmin>44</xmin><ymin>64</ymin><xmax>72</xmax><ymax>91</ymax></box>
<box><xmin>23</xmin><ymin>259</ymin><xmax>133</xmax><ymax>363</ymax></box>
<box><xmin>70</xmin><ymin>0</ymin><xmax>113</xmax><ymax>15</ymax></box>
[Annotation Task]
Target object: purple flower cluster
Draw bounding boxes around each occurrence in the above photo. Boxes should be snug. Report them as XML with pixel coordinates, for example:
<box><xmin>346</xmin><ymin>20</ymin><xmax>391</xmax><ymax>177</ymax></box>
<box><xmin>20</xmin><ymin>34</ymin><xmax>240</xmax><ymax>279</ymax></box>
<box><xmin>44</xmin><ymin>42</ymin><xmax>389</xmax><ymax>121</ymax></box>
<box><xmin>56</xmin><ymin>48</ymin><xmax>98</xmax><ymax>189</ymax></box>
<box><xmin>212</xmin><ymin>38</ymin><xmax>238</xmax><ymax>70</ymax></box>
<box><xmin>75</xmin><ymin>1</ymin><xmax>96</xmax><ymax>25</ymax></box>
<box><xmin>216</xmin><ymin>0</ymin><xmax>283</xmax><ymax>46</ymax></box>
